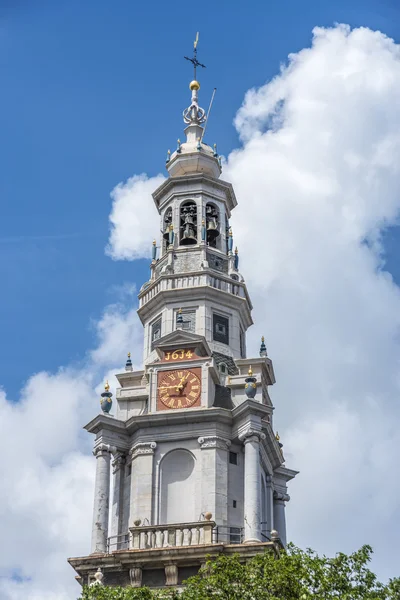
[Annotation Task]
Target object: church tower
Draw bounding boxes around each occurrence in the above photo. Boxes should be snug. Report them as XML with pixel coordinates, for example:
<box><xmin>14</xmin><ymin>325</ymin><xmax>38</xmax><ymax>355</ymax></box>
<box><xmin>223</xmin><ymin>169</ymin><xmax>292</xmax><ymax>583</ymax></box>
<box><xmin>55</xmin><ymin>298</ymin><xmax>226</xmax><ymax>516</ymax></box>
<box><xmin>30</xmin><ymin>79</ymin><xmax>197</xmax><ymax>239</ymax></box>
<box><xmin>69</xmin><ymin>38</ymin><xmax>298</xmax><ymax>590</ymax></box>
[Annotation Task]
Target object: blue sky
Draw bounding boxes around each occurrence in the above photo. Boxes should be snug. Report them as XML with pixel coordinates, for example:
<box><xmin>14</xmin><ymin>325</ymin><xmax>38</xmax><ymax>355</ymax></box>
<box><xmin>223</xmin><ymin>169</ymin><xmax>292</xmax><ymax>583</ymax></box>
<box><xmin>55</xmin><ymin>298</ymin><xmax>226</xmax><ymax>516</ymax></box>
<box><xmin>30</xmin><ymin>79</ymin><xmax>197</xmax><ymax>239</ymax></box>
<box><xmin>1</xmin><ymin>0</ymin><xmax>400</xmax><ymax>397</ymax></box>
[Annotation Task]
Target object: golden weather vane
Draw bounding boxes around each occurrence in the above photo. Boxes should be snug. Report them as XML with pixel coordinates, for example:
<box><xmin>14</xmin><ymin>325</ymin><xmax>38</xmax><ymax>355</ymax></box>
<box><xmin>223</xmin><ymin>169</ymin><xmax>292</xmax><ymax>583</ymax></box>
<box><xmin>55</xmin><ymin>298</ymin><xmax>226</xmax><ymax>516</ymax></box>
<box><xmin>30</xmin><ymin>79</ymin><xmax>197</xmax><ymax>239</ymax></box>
<box><xmin>184</xmin><ymin>32</ymin><xmax>206</xmax><ymax>80</ymax></box>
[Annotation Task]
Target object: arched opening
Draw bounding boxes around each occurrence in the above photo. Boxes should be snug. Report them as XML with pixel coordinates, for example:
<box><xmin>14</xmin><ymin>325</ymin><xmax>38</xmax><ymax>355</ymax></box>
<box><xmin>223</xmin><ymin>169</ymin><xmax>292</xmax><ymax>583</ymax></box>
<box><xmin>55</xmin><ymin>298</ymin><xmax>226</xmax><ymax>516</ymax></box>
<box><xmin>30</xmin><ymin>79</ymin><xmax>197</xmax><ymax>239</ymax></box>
<box><xmin>159</xmin><ymin>449</ymin><xmax>196</xmax><ymax>524</ymax></box>
<box><xmin>162</xmin><ymin>207</ymin><xmax>173</xmax><ymax>253</ymax></box>
<box><xmin>206</xmin><ymin>202</ymin><xmax>220</xmax><ymax>249</ymax></box>
<box><xmin>180</xmin><ymin>201</ymin><xmax>197</xmax><ymax>246</ymax></box>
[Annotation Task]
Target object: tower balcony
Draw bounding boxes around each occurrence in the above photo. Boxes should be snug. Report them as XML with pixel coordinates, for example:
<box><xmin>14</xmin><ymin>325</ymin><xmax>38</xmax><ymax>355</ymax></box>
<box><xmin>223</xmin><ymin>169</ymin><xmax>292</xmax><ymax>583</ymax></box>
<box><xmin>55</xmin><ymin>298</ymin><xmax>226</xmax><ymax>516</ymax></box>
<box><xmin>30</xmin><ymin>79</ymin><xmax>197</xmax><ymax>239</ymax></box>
<box><xmin>69</xmin><ymin>519</ymin><xmax>280</xmax><ymax>589</ymax></box>
<box><xmin>138</xmin><ymin>269</ymin><xmax>253</xmax><ymax>325</ymax></box>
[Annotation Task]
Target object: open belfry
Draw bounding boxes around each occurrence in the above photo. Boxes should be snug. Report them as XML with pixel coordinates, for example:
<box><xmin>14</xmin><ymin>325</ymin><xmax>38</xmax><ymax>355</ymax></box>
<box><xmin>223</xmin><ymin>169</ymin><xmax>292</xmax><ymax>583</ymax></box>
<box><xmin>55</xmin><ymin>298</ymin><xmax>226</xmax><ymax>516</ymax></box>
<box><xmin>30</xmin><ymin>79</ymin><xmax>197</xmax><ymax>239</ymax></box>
<box><xmin>69</xmin><ymin>36</ymin><xmax>298</xmax><ymax>590</ymax></box>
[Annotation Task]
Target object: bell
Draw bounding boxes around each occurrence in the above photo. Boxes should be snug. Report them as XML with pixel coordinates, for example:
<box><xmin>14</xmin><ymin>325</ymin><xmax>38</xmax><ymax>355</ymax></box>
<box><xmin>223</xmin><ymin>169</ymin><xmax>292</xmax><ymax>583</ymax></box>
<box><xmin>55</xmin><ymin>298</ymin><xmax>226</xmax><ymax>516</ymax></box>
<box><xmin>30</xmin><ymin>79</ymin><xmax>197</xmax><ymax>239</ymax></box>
<box><xmin>180</xmin><ymin>231</ymin><xmax>197</xmax><ymax>246</ymax></box>
<box><xmin>163</xmin><ymin>225</ymin><xmax>170</xmax><ymax>241</ymax></box>
<box><xmin>206</xmin><ymin>218</ymin><xmax>220</xmax><ymax>242</ymax></box>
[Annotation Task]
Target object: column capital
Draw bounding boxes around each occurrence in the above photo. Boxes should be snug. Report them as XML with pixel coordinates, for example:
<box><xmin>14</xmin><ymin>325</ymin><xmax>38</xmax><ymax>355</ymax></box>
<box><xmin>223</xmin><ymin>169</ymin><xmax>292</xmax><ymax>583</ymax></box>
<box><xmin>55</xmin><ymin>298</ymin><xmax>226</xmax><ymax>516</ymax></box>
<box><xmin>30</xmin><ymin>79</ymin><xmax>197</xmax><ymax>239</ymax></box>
<box><xmin>273</xmin><ymin>491</ymin><xmax>290</xmax><ymax>503</ymax></box>
<box><xmin>198</xmin><ymin>436</ymin><xmax>231</xmax><ymax>450</ymax></box>
<box><xmin>111</xmin><ymin>452</ymin><xmax>126</xmax><ymax>474</ymax></box>
<box><xmin>93</xmin><ymin>443</ymin><xmax>117</xmax><ymax>458</ymax></box>
<box><xmin>239</xmin><ymin>428</ymin><xmax>266</xmax><ymax>444</ymax></box>
<box><xmin>129</xmin><ymin>441</ymin><xmax>157</xmax><ymax>460</ymax></box>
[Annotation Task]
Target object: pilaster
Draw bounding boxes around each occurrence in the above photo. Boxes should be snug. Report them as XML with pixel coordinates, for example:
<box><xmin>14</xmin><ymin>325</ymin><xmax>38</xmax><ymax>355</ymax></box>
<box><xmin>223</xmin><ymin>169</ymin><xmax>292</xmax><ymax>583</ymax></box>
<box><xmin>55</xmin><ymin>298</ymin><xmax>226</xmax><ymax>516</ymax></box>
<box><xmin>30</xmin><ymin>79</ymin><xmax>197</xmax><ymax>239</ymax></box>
<box><xmin>239</xmin><ymin>428</ymin><xmax>265</xmax><ymax>543</ymax></box>
<box><xmin>91</xmin><ymin>443</ymin><xmax>116</xmax><ymax>554</ymax></box>
<box><xmin>273</xmin><ymin>491</ymin><xmax>290</xmax><ymax>547</ymax></box>
<box><xmin>129</xmin><ymin>442</ymin><xmax>157</xmax><ymax>528</ymax></box>
<box><xmin>111</xmin><ymin>452</ymin><xmax>126</xmax><ymax>546</ymax></box>
<box><xmin>198</xmin><ymin>436</ymin><xmax>231</xmax><ymax>526</ymax></box>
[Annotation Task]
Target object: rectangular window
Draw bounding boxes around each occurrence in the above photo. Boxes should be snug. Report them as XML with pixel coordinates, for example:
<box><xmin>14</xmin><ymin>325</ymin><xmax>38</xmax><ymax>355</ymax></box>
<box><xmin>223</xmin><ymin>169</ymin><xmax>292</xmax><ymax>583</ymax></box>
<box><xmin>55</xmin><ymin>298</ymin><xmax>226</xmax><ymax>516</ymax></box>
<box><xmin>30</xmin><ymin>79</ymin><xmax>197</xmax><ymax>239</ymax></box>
<box><xmin>229</xmin><ymin>527</ymin><xmax>242</xmax><ymax>544</ymax></box>
<box><xmin>233</xmin><ymin>500</ymin><xmax>237</xmax><ymax>508</ymax></box>
<box><xmin>213</xmin><ymin>313</ymin><xmax>229</xmax><ymax>345</ymax></box>
<box><xmin>151</xmin><ymin>317</ymin><xmax>162</xmax><ymax>349</ymax></box>
<box><xmin>127</xmin><ymin>465</ymin><xmax>132</xmax><ymax>476</ymax></box>
<box><xmin>229</xmin><ymin>451</ymin><xmax>238</xmax><ymax>465</ymax></box>
<box><xmin>240</xmin><ymin>328</ymin><xmax>246</xmax><ymax>358</ymax></box>
<box><xmin>181</xmin><ymin>309</ymin><xmax>196</xmax><ymax>333</ymax></box>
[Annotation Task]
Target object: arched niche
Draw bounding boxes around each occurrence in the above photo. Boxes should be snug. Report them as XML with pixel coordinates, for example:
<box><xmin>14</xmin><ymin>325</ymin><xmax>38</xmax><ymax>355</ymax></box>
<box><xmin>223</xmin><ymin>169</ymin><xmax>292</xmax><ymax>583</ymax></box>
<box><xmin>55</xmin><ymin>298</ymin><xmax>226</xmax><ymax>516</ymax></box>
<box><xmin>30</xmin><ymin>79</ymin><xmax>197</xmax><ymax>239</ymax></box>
<box><xmin>162</xmin><ymin>207</ymin><xmax>173</xmax><ymax>253</ymax></box>
<box><xmin>159</xmin><ymin>449</ymin><xmax>196</xmax><ymax>524</ymax></box>
<box><xmin>205</xmin><ymin>202</ymin><xmax>220</xmax><ymax>249</ymax></box>
<box><xmin>180</xmin><ymin>201</ymin><xmax>197</xmax><ymax>246</ymax></box>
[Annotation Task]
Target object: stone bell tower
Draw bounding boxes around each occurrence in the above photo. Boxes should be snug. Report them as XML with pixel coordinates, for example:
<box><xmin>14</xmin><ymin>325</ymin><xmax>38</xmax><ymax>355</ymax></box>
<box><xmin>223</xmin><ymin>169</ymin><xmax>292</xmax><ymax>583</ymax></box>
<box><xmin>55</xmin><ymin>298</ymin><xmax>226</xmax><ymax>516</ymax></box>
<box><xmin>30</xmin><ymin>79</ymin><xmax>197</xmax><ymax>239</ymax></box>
<box><xmin>69</xmin><ymin>37</ymin><xmax>298</xmax><ymax>590</ymax></box>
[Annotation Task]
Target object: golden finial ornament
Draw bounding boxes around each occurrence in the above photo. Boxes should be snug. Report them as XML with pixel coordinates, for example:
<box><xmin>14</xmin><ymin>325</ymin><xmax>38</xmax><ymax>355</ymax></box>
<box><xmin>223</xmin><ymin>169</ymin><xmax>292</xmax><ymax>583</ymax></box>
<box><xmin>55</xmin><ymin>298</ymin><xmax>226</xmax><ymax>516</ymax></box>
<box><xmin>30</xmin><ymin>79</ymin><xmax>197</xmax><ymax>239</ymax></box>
<box><xmin>275</xmin><ymin>431</ymin><xmax>280</xmax><ymax>442</ymax></box>
<box><xmin>248</xmin><ymin>365</ymin><xmax>253</xmax><ymax>376</ymax></box>
<box><xmin>104</xmin><ymin>380</ymin><xmax>110</xmax><ymax>392</ymax></box>
<box><xmin>235</xmin><ymin>246</ymin><xmax>238</xmax><ymax>254</ymax></box>
<box><xmin>153</xmin><ymin>239</ymin><xmax>156</xmax><ymax>246</ymax></box>
<box><xmin>127</xmin><ymin>352</ymin><xmax>131</xmax><ymax>358</ymax></box>
<box><xmin>229</xmin><ymin>227</ymin><xmax>233</xmax><ymax>237</ymax></box>
<box><xmin>190</xmin><ymin>80</ymin><xmax>200</xmax><ymax>91</ymax></box>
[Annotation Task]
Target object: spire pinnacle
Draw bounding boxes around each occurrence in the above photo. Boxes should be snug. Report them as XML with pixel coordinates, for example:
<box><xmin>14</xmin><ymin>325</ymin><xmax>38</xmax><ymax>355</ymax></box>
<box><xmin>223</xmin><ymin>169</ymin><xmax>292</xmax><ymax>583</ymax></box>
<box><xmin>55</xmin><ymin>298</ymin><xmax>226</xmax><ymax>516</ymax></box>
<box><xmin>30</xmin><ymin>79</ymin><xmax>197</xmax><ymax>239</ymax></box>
<box><xmin>183</xmin><ymin>33</ymin><xmax>206</xmax><ymax>134</ymax></box>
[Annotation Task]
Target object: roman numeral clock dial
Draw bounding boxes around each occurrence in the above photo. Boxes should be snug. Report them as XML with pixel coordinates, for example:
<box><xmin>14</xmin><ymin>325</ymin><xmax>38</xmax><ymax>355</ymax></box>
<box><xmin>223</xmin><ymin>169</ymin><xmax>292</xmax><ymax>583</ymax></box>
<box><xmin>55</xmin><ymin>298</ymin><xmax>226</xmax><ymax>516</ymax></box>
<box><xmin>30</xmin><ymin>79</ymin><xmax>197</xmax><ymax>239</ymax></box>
<box><xmin>157</xmin><ymin>368</ymin><xmax>201</xmax><ymax>410</ymax></box>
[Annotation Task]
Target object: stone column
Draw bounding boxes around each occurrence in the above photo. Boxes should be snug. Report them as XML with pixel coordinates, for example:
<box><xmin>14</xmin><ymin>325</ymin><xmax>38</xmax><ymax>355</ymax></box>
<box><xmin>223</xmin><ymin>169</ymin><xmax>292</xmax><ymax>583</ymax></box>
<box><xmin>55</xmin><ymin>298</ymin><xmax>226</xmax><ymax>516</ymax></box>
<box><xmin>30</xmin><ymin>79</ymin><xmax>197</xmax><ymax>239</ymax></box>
<box><xmin>266</xmin><ymin>475</ymin><xmax>273</xmax><ymax>538</ymax></box>
<box><xmin>198</xmin><ymin>436</ymin><xmax>231</xmax><ymax>527</ymax></box>
<box><xmin>91</xmin><ymin>443</ymin><xmax>116</xmax><ymax>554</ymax></box>
<box><xmin>110</xmin><ymin>452</ymin><xmax>126</xmax><ymax>548</ymax></box>
<box><xmin>239</xmin><ymin>429</ymin><xmax>265</xmax><ymax>543</ymax></box>
<box><xmin>273</xmin><ymin>491</ymin><xmax>290</xmax><ymax>547</ymax></box>
<box><xmin>129</xmin><ymin>442</ymin><xmax>157</xmax><ymax>530</ymax></box>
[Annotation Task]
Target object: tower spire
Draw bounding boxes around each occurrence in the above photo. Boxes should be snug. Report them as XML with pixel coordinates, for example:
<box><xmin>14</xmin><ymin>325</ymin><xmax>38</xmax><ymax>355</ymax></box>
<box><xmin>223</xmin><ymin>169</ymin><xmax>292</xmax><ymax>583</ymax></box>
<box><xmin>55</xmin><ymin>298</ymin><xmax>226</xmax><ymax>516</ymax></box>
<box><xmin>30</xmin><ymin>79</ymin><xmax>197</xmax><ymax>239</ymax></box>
<box><xmin>183</xmin><ymin>33</ymin><xmax>206</xmax><ymax>141</ymax></box>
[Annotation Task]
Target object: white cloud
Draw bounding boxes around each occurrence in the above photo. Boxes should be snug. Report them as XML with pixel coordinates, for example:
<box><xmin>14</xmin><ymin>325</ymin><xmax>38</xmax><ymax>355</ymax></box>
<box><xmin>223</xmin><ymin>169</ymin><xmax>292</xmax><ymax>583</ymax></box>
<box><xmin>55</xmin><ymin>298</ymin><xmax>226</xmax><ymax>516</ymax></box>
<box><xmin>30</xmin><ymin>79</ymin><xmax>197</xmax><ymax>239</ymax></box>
<box><xmin>4</xmin><ymin>21</ymin><xmax>400</xmax><ymax>600</ymax></box>
<box><xmin>106</xmin><ymin>174</ymin><xmax>164</xmax><ymax>261</ymax></box>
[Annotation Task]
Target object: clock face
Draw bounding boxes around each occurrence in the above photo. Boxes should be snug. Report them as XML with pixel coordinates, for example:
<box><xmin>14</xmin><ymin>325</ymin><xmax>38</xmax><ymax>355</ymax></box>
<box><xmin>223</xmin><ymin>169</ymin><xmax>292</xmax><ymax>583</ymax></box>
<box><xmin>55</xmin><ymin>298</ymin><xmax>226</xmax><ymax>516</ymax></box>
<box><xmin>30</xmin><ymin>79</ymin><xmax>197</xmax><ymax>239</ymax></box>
<box><xmin>157</xmin><ymin>368</ymin><xmax>201</xmax><ymax>409</ymax></box>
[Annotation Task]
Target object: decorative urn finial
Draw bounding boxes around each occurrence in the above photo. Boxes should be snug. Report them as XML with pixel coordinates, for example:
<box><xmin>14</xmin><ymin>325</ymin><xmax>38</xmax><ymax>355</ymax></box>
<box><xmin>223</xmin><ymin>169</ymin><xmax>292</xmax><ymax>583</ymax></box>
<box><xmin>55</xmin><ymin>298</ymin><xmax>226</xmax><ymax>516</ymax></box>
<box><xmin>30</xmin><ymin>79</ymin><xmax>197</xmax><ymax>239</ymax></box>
<box><xmin>176</xmin><ymin>308</ymin><xmax>184</xmax><ymax>329</ymax></box>
<box><xmin>260</xmin><ymin>336</ymin><xmax>267</xmax><ymax>357</ymax></box>
<box><xmin>89</xmin><ymin>568</ymin><xmax>104</xmax><ymax>587</ymax></box>
<box><xmin>125</xmin><ymin>352</ymin><xmax>133</xmax><ymax>372</ymax></box>
<box><xmin>234</xmin><ymin>247</ymin><xmax>239</xmax><ymax>270</ymax></box>
<box><xmin>100</xmin><ymin>381</ymin><xmax>113</xmax><ymax>414</ymax></box>
<box><xmin>244</xmin><ymin>365</ymin><xmax>257</xmax><ymax>399</ymax></box>
<box><xmin>152</xmin><ymin>239</ymin><xmax>157</xmax><ymax>261</ymax></box>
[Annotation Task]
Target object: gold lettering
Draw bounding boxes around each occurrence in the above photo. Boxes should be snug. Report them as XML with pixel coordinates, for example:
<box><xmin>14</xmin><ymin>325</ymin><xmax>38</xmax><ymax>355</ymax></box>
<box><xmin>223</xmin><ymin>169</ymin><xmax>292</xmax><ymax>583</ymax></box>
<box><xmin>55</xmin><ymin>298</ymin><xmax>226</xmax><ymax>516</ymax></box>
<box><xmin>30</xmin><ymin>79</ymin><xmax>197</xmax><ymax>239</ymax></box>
<box><xmin>168</xmin><ymin>374</ymin><xmax>175</xmax><ymax>381</ymax></box>
<box><xmin>177</xmin><ymin>371</ymin><xmax>183</xmax><ymax>378</ymax></box>
<box><xmin>191</xmin><ymin>385</ymin><xmax>199</xmax><ymax>390</ymax></box>
<box><xmin>176</xmin><ymin>398</ymin><xmax>182</xmax><ymax>408</ymax></box>
<box><xmin>190</xmin><ymin>378</ymin><xmax>197</xmax><ymax>384</ymax></box>
<box><xmin>165</xmin><ymin>352</ymin><xmax>171</xmax><ymax>361</ymax></box>
<box><xmin>189</xmin><ymin>391</ymin><xmax>197</xmax><ymax>398</ymax></box>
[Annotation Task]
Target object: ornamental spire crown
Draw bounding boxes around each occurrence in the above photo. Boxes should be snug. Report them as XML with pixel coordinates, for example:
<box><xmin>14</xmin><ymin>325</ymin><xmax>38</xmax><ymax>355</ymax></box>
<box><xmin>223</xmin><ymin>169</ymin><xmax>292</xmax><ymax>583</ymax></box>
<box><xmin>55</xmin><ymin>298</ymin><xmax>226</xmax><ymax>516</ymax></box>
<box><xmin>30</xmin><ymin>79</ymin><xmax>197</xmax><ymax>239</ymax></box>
<box><xmin>165</xmin><ymin>34</ymin><xmax>221</xmax><ymax>179</ymax></box>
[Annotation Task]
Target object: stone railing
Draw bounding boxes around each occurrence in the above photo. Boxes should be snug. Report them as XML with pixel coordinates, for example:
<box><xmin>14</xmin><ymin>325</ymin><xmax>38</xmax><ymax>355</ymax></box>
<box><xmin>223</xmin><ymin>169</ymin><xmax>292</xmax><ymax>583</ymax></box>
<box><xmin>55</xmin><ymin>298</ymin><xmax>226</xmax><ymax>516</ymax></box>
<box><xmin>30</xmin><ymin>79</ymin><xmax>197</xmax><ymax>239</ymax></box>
<box><xmin>138</xmin><ymin>272</ymin><xmax>248</xmax><ymax>308</ymax></box>
<box><xmin>129</xmin><ymin>520</ymin><xmax>215</xmax><ymax>550</ymax></box>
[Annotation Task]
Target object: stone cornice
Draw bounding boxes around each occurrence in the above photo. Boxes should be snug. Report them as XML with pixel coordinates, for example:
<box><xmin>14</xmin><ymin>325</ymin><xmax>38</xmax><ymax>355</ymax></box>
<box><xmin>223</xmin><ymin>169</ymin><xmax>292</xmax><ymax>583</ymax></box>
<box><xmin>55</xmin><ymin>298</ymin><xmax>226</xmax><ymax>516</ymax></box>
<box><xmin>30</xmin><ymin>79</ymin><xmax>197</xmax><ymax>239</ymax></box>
<box><xmin>129</xmin><ymin>442</ymin><xmax>157</xmax><ymax>460</ymax></box>
<box><xmin>125</xmin><ymin>407</ymin><xmax>232</xmax><ymax>434</ymax></box>
<box><xmin>232</xmin><ymin>399</ymin><xmax>271</xmax><ymax>422</ymax></box>
<box><xmin>84</xmin><ymin>415</ymin><xmax>127</xmax><ymax>436</ymax></box>
<box><xmin>198</xmin><ymin>436</ymin><xmax>231</xmax><ymax>450</ymax></box>
<box><xmin>274</xmin><ymin>465</ymin><xmax>299</xmax><ymax>481</ymax></box>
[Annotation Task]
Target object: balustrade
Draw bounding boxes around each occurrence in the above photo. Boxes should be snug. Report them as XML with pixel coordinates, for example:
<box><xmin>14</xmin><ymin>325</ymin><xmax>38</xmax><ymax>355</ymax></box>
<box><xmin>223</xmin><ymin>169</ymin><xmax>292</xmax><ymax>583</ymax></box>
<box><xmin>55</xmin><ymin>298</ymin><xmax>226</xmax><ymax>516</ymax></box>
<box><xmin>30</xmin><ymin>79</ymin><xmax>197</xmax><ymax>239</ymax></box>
<box><xmin>139</xmin><ymin>271</ymin><xmax>247</xmax><ymax>307</ymax></box>
<box><xmin>128</xmin><ymin>520</ymin><xmax>215</xmax><ymax>550</ymax></box>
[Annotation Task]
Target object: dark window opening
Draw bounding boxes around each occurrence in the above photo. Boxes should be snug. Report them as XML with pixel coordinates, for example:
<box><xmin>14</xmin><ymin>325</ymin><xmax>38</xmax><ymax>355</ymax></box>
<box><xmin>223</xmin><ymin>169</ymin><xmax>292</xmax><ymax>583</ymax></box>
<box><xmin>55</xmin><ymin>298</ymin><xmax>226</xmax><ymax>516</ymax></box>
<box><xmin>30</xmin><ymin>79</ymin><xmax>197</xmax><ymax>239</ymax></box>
<box><xmin>233</xmin><ymin>500</ymin><xmax>237</xmax><ymax>508</ymax></box>
<box><xmin>229</xmin><ymin>451</ymin><xmax>238</xmax><ymax>465</ymax></box>
<box><xmin>213</xmin><ymin>314</ymin><xmax>229</xmax><ymax>344</ymax></box>
<box><xmin>151</xmin><ymin>318</ymin><xmax>162</xmax><ymax>349</ymax></box>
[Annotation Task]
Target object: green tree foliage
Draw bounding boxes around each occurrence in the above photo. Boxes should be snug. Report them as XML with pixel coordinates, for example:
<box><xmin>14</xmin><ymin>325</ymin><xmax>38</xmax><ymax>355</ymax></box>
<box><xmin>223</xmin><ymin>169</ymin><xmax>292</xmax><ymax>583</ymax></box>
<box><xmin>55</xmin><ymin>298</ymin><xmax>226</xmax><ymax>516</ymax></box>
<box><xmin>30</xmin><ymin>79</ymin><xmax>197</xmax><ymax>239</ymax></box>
<box><xmin>80</xmin><ymin>545</ymin><xmax>400</xmax><ymax>600</ymax></box>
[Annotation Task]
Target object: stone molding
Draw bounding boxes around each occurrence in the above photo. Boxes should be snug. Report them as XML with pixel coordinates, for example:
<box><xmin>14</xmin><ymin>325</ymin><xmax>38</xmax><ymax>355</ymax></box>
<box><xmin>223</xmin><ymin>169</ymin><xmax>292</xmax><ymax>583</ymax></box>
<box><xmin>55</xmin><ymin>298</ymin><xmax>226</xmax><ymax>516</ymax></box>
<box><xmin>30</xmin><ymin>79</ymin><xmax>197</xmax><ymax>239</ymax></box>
<box><xmin>273</xmin><ymin>491</ymin><xmax>290</xmax><ymax>503</ymax></box>
<box><xmin>111</xmin><ymin>452</ymin><xmax>126</xmax><ymax>474</ymax></box>
<box><xmin>197</xmin><ymin>436</ymin><xmax>231</xmax><ymax>450</ymax></box>
<box><xmin>165</xmin><ymin>563</ymin><xmax>178</xmax><ymax>586</ymax></box>
<box><xmin>92</xmin><ymin>443</ymin><xmax>117</xmax><ymax>458</ymax></box>
<box><xmin>238</xmin><ymin>428</ymin><xmax>266</xmax><ymax>444</ymax></box>
<box><xmin>129</xmin><ymin>567</ymin><xmax>142</xmax><ymax>588</ymax></box>
<box><xmin>129</xmin><ymin>441</ymin><xmax>157</xmax><ymax>460</ymax></box>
